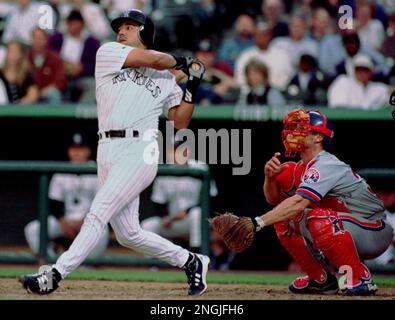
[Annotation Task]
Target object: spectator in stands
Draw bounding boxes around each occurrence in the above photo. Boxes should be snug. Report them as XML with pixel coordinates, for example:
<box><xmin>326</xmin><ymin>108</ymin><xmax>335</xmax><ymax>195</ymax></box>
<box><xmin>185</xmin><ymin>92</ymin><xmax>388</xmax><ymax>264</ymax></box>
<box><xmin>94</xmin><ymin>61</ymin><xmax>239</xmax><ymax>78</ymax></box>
<box><xmin>0</xmin><ymin>42</ymin><xmax>40</xmax><ymax>104</ymax></box>
<box><xmin>59</xmin><ymin>0</ymin><xmax>111</xmax><ymax>42</ymax></box>
<box><xmin>24</xmin><ymin>133</ymin><xmax>109</xmax><ymax>264</ymax></box>
<box><xmin>238</xmin><ymin>59</ymin><xmax>286</xmax><ymax>106</ymax></box>
<box><xmin>49</xmin><ymin>9</ymin><xmax>100</xmax><ymax>103</ymax></box>
<box><xmin>294</xmin><ymin>0</ymin><xmax>340</xmax><ymax>19</ymax></box>
<box><xmin>271</xmin><ymin>15</ymin><xmax>318</xmax><ymax>68</ymax></box>
<box><xmin>28</xmin><ymin>28</ymin><xmax>67</xmax><ymax>104</ymax></box>
<box><xmin>310</xmin><ymin>7</ymin><xmax>344</xmax><ymax>76</ymax></box>
<box><xmin>194</xmin><ymin>0</ymin><xmax>221</xmax><ymax>41</ymax></box>
<box><xmin>355</xmin><ymin>1</ymin><xmax>385</xmax><ymax>51</ymax></box>
<box><xmin>141</xmin><ymin>140</ymin><xmax>218</xmax><ymax>252</ymax></box>
<box><xmin>381</xmin><ymin>13</ymin><xmax>395</xmax><ymax>85</ymax></box>
<box><xmin>335</xmin><ymin>31</ymin><xmax>389</xmax><ymax>81</ymax></box>
<box><xmin>193</xmin><ymin>39</ymin><xmax>239</xmax><ymax>105</ymax></box>
<box><xmin>217</xmin><ymin>13</ymin><xmax>256</xmax><ymax>71</ymax></box>
<box><xmin>2</xmin><ymin>0</ymin><xmax>55</xmax><ymax>46</ymax></box>
<box><xmin>375</xmin><ymin>0</ymin><xmax>395</xmax><ymax>19</ymax></box>
<box><xmin>0</xmin><ymin>41</ymin><xmax>39</xmax><ymax>104</ymax></box>
<box><xmin>259</xmin><ymin>0</ymin><xmax>288</xmax><ymax>38</ymax></box>
<box><xmin>284</xmin><ymin>54</ymin><xmax>328</xmax><ymax>106</ymax></box>
<box><xmin>234</xmin><ymin>22</ymin><xmax>294</xmax><ymax>91</ymax></box>
<box><xmin>328</xmin><ymin>54</ymin><xmax>389</xmax><ymax>109</ymax></box>
<box><xmin>100</xmin><ymin>0</ymin><xmax>145</xmax><ymax>20</ymax></box>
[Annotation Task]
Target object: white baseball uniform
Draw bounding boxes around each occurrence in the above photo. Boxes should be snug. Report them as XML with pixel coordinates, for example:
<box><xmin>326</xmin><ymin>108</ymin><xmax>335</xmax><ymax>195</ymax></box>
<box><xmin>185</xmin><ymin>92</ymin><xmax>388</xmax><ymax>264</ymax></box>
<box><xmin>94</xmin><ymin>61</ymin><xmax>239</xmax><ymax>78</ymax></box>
<box><xmin>54</xmin><ymin>42</ymin><xmax>191</xmax><ymax>278</ymax></box>
<box><xmin>141</xmin><ymin>160</ymin><xmax>217</xmax><ymax>247</ymax></box>
<box><xmin>24</xmin><ymin>173</ymin><xmax>109</xmax><ymax>259</ymax></box>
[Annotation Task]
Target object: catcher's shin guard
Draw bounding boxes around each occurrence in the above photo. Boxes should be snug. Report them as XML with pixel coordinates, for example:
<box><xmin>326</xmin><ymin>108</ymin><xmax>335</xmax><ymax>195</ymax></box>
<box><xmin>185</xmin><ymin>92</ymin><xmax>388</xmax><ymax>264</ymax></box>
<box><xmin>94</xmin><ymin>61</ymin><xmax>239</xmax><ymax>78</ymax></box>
<box><xmin>274</xmin><ymin>222</ymin><xmax>325</xmax><ymax>281</ymax></box>
<box><xmin>306</xmin><ymin>208</ymin><xmax>371</xmax><ymax>285</ymax></box>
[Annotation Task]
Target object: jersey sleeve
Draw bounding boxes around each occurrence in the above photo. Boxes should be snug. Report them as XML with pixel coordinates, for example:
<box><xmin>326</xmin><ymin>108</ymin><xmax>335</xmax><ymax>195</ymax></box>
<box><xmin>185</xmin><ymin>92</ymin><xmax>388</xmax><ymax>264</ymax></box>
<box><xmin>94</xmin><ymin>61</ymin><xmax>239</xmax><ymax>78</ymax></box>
<box><xmin>296</xmin><ymin>159</ymin><xmax>342</xmax><ymax>203</ymax></box>
<box><xmin>151</xmin><ymin>178</ymin><xmax>167</xmax><ymax>204</ymax></box>
<box><xmin>48</xmin><ymin>174</ymin><xmax>64</xmax><ymax>202</ymax></box>
<box><xmin>162</xmin><ymin>81</ymin><xmax>183</xmax><ymax>116</ymax></box>
<box><xmin>95</xmin><ymin>42</ymin><xmax>133</xmax><ymax>87</ymax></box>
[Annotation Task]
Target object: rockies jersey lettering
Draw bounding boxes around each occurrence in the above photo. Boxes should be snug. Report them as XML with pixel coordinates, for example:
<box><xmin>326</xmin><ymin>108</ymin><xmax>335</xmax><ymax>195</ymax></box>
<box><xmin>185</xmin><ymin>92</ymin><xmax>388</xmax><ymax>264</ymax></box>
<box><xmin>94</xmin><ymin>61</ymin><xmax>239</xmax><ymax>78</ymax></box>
<box><xmin>112</xmin><ymin>69</ymin><xmax>161</xmax><ymax>98</ymax></box>
<box><xmin>95</xmin><ymin>42</ymin><xmax>183</xmax><ymax>132</ymax></box>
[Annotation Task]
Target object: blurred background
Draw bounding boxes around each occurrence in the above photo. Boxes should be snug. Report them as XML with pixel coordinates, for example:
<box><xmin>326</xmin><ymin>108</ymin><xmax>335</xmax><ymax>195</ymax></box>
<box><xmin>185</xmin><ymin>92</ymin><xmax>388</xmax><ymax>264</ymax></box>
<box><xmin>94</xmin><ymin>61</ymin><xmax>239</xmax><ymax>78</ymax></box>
<box><xmin>0</xmin><ymin>0</ymin><xmax>394</xmax><ymax>272</ymax></box>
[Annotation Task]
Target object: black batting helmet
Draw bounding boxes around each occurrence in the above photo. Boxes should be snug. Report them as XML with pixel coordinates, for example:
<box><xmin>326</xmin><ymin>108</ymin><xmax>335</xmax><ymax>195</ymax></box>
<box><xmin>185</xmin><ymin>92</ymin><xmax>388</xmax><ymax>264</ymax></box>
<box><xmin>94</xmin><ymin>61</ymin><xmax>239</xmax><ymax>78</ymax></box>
<box><xmin>111</xmin><ymin>9</ymin><xmax>155</xmax><ymax>49</ymax></box>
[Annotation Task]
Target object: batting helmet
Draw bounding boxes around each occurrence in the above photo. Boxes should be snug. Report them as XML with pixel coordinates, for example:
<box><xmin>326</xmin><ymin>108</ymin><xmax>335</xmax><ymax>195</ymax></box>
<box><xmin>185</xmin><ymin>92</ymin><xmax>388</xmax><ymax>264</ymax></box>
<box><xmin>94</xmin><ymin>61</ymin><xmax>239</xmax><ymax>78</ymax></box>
<box><xmin>111</xmin><ymin>9</ymin><xmax>155</xmax><ymax>49</ymax></box>
<box><xmin>282</xmin><ymin>108</ymin><xmax>334</xmax><ymax>157</ymax></box>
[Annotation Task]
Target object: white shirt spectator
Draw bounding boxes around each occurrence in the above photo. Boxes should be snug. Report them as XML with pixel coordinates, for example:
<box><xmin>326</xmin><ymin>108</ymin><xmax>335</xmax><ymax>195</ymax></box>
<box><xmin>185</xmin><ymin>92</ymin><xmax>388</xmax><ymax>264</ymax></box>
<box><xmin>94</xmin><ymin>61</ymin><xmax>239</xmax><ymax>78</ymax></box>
<box><xmin>328</xmin><ymin>75</ymin><xmax>388</xmax><ymax>110</ymax></box>
<box><xmin>358</xmin><ymin>19</ymin><xmax>385</xmax><ymax>51</ymax></box>
<box><xmin>2</xmin><ymin>1</ymin><xmax>55</xmax><ymax>45</ymax></box>
<box><xmin>59</xmin><ymin>2</ymin><xmax>111</xmax><ymax>41</ymax></box>
<box><xmin>271</xmin><ymin>36</ymin><xmax>318</xmax><ymax>67</ymax></box>
<box><xmin>235</xmin><ymin>46</ymin><xmax>294</xmax><ymax>90</ymax></box>
<box><xmin>60</xmin><ymin>33</ymin><xmax>86</xmax><ymax>64</ymax></box>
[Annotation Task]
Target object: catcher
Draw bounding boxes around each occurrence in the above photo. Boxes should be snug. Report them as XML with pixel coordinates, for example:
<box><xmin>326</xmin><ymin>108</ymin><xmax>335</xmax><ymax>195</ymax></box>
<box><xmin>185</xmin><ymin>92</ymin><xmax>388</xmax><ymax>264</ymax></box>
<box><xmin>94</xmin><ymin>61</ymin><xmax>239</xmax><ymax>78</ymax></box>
<box><xmin>211</xmin><ymin>108</ymin><xmax>393</xmax><ymax>295</ymax></box>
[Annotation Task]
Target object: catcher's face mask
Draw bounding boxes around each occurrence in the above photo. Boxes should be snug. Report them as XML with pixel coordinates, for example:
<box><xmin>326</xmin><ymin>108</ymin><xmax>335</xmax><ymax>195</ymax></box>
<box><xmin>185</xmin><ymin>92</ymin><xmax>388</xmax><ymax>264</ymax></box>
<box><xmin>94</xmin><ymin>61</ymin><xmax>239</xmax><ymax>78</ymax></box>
<box><xmin>282</xmin><ymin>108</ymin><xmax>310</xmax><ymax>157</ymax></box>
<box><xmin>282</xmin><ymin>108</ymin><xmax>334</xmax><ymax>157</ymax></box>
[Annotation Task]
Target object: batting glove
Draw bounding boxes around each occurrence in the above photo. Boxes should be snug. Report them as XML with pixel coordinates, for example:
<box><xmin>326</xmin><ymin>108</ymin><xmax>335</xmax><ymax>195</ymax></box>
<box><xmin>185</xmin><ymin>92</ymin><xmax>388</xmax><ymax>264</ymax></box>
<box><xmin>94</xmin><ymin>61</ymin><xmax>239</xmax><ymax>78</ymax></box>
<box><xmin>182</xmin><ymin>59</ymin><xmax>205</xmax><ymax>104</ymax></box>
<box><xmin>172</xmin><ymin>55</ymin><xmax>194</xmax><ymax>74</ymax></box>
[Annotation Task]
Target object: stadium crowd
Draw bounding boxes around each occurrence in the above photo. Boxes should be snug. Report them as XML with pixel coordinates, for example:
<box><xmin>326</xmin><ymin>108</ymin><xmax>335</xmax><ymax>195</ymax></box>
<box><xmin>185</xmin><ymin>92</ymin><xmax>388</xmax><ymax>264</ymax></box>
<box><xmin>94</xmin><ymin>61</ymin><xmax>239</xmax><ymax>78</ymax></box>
<box><xmin>0</xmin><ymin>0</ymin><xmax>393</xmax><ymax>109</ymax></box>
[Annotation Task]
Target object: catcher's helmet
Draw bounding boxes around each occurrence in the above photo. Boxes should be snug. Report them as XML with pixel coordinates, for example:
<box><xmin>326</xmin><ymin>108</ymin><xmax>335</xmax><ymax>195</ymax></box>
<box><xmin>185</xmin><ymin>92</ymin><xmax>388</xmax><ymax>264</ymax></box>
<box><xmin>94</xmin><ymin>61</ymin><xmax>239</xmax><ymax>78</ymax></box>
<box><xmin>282</xmin><ymin>108</ymin><xmax>334</xmax><ymax>157</ymax></box>
<box><xmin>111</xmin><ymin>9</ymin><xmax>155</xmax><ymax>49</ymax></box>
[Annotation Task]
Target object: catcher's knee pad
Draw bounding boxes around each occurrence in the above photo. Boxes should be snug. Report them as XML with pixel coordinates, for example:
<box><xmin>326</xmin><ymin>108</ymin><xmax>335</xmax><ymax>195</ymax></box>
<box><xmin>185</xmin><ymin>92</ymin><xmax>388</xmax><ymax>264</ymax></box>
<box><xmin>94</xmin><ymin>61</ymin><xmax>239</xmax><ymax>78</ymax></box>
<box><xmin>274</xmin><ymin>222</ymin><xmax>325</xmax><ymax>280</ymax></box>
<box><xmin>306</xmin><ymin>208</ymin><xmax>369</xmax><ymax>281</ymax></box>
<box><xmin>305</xmin><ymin>208</ymin><xmax>342</xmax><ymax>244</ymax></box>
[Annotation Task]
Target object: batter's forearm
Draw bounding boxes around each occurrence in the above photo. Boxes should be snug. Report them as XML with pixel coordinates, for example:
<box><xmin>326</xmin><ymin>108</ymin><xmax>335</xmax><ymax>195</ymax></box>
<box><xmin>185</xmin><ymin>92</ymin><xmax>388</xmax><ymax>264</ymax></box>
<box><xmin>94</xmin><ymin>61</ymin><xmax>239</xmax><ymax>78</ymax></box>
<box><xmin>124</xmin><ymin>49</ymin><xmax>177</xmax><ymax>70</ymax></box>
<box><xmin>170</xmin><ymin>101</ymin><xmax>194</xmax><ymax>129</ymax></box>
<box><xmin>150</xmin><ymin>52</ymin><xmax>178</xmax><ymax>70</ymax></box>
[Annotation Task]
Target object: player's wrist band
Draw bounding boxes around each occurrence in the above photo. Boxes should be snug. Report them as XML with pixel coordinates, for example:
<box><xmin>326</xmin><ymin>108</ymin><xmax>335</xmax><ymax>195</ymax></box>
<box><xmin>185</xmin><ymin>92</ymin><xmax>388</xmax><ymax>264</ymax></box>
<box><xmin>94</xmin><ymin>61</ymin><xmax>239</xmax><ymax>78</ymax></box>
<box><xmin>254</xmin><ymin>216</ymin><xmax>266</xmax><ymax>232</ymax></box>
<box><xmin>182</xmin><ymin>77</ymin><xmax>200</xmax><ymax>103</ymax></box>
<box><xmin>171</xmin><ymin>54</ymin><xmax>184</xmax><ymax>69</ymax></box>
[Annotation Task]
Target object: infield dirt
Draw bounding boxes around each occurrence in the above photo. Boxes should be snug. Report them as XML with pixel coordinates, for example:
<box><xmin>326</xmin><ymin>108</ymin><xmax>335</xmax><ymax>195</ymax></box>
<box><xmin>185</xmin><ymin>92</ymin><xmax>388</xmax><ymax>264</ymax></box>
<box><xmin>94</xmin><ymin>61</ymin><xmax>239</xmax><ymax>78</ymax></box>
<box><xmin>1</xmin><ymin>278</ymin><xmax>395</xmax><ymax>300</ymax></box>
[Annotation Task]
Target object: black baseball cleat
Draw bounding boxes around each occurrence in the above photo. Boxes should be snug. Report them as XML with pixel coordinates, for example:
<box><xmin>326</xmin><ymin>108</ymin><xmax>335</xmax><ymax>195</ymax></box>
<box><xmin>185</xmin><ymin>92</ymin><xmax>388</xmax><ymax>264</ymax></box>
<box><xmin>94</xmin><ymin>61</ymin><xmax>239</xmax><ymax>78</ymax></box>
<box><xmin>19</xmin><ymin>267</ymin><xmax>62</xmax><ymax>295</ymax></box>
<box><xmin>184</xmin><ymin>253</ymin><xmax>210</xmax><ymax>296</ymax></box>
<box><xmin>289</xmin><ymin>269</ymin><xmax>339</xmax><ymax>294</ymax></box>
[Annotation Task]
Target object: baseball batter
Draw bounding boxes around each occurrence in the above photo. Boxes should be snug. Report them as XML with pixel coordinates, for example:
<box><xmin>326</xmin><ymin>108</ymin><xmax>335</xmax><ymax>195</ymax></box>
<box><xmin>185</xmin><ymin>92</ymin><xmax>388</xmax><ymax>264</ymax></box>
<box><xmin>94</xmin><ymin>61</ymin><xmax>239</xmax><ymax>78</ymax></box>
<box><xmin>24</xmin><ymin>133</ymin><xmax>108</xmax><ymax>261</ymax></box>
<box><xmin>252</xmin><ymin>108</ymin><xmax>393</xmax><ymax>295</ymax></box>
<box><xmin>20</xmin><ymin>9</ymin><xmax>209</xmax><ymax>296</ymax></box>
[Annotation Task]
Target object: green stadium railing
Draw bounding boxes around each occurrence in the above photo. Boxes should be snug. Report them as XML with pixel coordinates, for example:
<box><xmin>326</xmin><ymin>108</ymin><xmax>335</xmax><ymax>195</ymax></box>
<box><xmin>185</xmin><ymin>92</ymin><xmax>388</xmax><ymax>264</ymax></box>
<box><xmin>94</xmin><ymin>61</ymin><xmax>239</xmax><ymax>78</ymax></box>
<box><xmin>0</xmin><ymin>161</ymin><xmax>211</xmax><ymax>266</ymax></box>
<box><xmin>0</xmin><ymin>104</ymin><xmax>393</xmax><ymax>121</ymax></box>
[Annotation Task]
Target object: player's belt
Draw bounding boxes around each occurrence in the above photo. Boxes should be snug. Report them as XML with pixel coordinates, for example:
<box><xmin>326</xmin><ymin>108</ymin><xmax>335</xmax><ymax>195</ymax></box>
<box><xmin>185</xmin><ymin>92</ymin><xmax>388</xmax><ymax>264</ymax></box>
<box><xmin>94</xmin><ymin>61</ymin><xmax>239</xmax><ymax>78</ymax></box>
<box><xmin>98</xmin><ymin>129</ymin><xmax>139</xmax><ymax>140</ymax></box>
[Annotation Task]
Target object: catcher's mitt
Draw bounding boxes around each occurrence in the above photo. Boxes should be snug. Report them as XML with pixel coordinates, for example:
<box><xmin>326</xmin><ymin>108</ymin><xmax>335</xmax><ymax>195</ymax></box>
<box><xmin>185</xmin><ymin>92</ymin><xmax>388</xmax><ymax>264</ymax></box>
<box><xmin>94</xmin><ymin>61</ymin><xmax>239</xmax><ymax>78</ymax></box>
<box><xmin>209</xmin><ymin>212</ymin><xmax>256</xmax><ymax>253</ymax></box>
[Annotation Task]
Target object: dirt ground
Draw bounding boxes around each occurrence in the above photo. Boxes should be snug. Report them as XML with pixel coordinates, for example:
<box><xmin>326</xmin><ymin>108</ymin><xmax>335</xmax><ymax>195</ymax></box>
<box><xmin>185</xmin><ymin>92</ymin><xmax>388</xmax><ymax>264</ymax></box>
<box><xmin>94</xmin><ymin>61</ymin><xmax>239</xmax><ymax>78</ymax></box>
<box><xmin>1</xmin><ymin>278</ymin><xmax>395</xmax><ymax>300</ymax></box>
